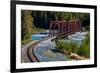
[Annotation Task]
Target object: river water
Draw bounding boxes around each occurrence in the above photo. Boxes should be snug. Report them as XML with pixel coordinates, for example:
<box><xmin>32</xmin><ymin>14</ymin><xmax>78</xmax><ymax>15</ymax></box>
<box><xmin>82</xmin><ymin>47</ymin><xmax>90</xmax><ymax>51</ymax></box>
<box><xmin>32</xmin><ymin>32</ymin><xmax>88</xmax><ymax>62</ymax></box>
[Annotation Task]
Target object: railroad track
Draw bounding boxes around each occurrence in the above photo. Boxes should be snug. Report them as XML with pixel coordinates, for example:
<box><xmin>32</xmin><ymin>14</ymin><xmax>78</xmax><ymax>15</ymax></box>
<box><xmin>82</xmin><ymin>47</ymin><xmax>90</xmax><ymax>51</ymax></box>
<box><xmin>27</xmin><ymin>36</ymin><xmax>57</xmax><ymax>62</ymax></box>
<box><xmin>27</xmin><ymin>42</ymin><xmax>40</xmax><ymax>62</ymax></box>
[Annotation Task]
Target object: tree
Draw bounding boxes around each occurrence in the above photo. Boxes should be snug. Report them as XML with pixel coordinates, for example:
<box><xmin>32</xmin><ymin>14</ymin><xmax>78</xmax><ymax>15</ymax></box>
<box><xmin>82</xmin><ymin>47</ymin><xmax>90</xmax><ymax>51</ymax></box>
<box><xmin>21</xmin><ymin>10</ymin><xmax>90</xmax><ymax>41</ymax></box>
<box><xmin>21</xmin><ymin>10</ymin><xmax>33</xmax><ymax>40</ymax></box>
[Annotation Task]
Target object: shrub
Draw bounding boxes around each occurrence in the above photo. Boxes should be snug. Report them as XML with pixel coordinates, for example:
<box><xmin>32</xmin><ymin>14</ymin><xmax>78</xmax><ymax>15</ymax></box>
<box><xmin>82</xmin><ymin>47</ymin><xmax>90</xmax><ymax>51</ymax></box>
<box><xmin>77</xmin><ymin>33</ymin><xmax>90</xmax><ymax>58</ymax></box>
<box><xmin>55</xmin><ymin>32</ymin><xmax>90</xmax><ymax>58</ymax></box>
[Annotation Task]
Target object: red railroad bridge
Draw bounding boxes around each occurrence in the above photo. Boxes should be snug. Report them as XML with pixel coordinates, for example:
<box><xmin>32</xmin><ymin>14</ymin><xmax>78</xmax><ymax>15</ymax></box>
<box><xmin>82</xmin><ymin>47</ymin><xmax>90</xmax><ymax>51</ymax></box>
<box><xmin>49</xmin><ymin>20</ymin><xmax>82</xmax><ymax>38</ymax></box>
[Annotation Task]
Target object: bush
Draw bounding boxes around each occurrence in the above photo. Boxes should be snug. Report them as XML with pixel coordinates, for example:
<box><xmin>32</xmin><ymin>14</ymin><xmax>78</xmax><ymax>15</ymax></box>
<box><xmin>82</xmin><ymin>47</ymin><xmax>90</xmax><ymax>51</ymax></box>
<box><xmin>55</xmin><ymin>33</ymin><xmax>90</xmax><ymax>58</ymax></box>
<box><xmin>21</xmin><ymin>39</ymin><xmax>32</xmax><ymax>45</ymax></box>
<box><xmin>55</xmin><ymin>39</ymin><xmax>78</xmax><ymax>54</ymax></box>
<box><xmin>77</xmin><ymin>33</ymin><xmax>90</xmax><ymax>58</ymax></box>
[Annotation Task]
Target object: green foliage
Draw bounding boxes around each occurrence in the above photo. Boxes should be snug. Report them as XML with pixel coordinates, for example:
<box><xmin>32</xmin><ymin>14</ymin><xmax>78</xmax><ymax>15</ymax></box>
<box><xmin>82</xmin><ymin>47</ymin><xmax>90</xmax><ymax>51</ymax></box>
<box><xmin>55</xmin><ymin>33</ymin><xmax>90</xmax><ymax>58</ymax></box>
<box><xmin>21</xmin><ymin>39</ymin><xmax>32</xmax><ymax>45</ymax></box>
<box><xmin>21</xmin><ymin>10</ymin><xmax>46</xmax><ymax>45</ymax></box>
<box><xmin>21</xmin><ymin>10</ymin><xmax>33</xmax><ymax>40</ymax></box>
<box><xmin>21</xmin><ymin>10</ymin><xmax>90</xmax><ymax>45</ymax></box>
<box><xmin>55</xmin><ymin>40</ymin><xmax>79</xmax><ymax>54</ymax></box>
<box><xmin>31</xmin><ymin>10</ymin><xmax>90</xmax><ymax>28</ymax></box>
<box><xmin>77</xmin><ymin>33</ymin><xmax>90</xmax><ymax>58</ymax></box>
<box><xmin>55</xmin><ymin>39</ymin><xmax>64</xmax><ymax>50</ymax></box>
<box><xmin>32</xmin><ymin>28</ymin><xmax>45</xmax><ymax>33</ymax></box>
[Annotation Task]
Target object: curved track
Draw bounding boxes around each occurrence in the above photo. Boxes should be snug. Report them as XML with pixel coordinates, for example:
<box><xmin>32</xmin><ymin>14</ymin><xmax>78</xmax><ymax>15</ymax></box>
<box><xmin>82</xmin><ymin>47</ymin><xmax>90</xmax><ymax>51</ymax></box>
<box><xmin>27</xmin><ymin>42</ymin><xmax>40</xmax><ymax>62</ymax></box>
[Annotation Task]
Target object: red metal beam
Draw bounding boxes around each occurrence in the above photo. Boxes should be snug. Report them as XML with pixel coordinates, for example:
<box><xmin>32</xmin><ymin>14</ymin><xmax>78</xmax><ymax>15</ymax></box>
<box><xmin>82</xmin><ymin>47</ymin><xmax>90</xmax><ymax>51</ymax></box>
<box><xmin>49</xmin><ymin>20</ymin><xmax>82</xmax><ymax>37</ymax></box>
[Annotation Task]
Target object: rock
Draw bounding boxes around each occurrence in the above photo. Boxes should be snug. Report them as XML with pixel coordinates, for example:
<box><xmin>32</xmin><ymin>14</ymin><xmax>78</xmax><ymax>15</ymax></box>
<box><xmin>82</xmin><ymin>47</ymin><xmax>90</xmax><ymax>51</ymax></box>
<box><xmin>70</xmin><ymin>53</ymin><xmax>85</xmax><ymax>60</ymax></box>
<box><xmin>43</xmin><ymin>50</ymin><xmax>55</xmax><ymax>58</ymax></box>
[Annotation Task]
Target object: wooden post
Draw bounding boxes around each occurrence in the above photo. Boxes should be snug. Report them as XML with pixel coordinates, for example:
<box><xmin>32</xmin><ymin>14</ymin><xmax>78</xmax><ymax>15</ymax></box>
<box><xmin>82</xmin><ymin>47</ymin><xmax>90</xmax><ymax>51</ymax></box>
<box><xmin>49</xmin><ymin>21</ymin><xmax>52</xmax><ymax>37</ymax></box>
<box><xmin>74</xmin><ymin>21</ymin><xmax>76</xmax><ymax>31</ymax></box>
<box><xmin>76</xmin><ymin>21</ymin><xmax>78</xmax><ymax>31</ymax></box>
<box><xmin>64</xmin><ymin>22</ymin><xmax>66</xmax><ymax>33</ymax></box>
<box><xmin>78</xmin><ymin>21</ymin><xmax>80</xmax><ymax>32</ymax></box>
<box><xmin>71</xmin><ymin>21</ymin><xmax>72</xmax><ymax>32</ymax></box>
<box><xmin>61</xmin><ymin>22</ymin><xmax>63</xmax><ymax>34</ymax></box>
<box><xmin>66</xmin><ymin>22</ymin><xmax>68</xmax><ymax>33</ymax></box>
<box><xmin>73</xmin><ymin>21</ymin><xmax>75</xmax><ymax>31</ymax></box>
<box><xmin>68</xmin><ymin>21</ymin><xmax>70</xmax><ymax>33</ymax></box>
<box><xmin>52</xmin><ymin>21</ymin><xmax>54</xmax><ymax>36</ymax></box>
<box><xmin>57</xmin><ymin>21</ymin><xmax>58</xmax><ymax>36</ymax></box>
<box><xmin>71</xmin><ymin>21</ymin><xmax>73</xmax><ymax>32</ymax></box>
<box><xmin>79</xmin><ymin>21</ymin><xmax>82</xmax><ymax>32</ymax></box>
<box><xmin>58</xmin><ymin>21</ymin><xmax>60</xmax><ymax>36</ymax></box>
<box><xmin>66</xmin><ymin>21</ymin><xmax>68</xmax><ymax>37</ymax></box>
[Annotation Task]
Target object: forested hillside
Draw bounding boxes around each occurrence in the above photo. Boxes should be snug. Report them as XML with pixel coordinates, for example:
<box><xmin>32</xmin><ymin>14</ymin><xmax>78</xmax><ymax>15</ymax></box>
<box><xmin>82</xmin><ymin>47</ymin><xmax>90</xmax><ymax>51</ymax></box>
<box><xmin>21</xmin><ymin>10</ymin><xmax>90</xmax><ymax>44</ymax></box>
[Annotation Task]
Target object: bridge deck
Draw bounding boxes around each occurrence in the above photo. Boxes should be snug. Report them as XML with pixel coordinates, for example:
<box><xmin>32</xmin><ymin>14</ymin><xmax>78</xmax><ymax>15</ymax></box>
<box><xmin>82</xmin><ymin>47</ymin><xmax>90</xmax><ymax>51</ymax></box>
<box><xmin>49</xmin><ymin>21</ymin><xmax>82</xmax><ymax>37</ymax></box>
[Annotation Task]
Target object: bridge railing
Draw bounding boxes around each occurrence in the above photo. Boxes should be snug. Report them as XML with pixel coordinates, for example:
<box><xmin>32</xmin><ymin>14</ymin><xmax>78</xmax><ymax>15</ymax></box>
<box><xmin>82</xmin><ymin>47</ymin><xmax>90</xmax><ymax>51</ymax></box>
<box><xmin>49</xmin><ymin>20</ymin><xmax>82</xmax><ymax>37</ymax></box>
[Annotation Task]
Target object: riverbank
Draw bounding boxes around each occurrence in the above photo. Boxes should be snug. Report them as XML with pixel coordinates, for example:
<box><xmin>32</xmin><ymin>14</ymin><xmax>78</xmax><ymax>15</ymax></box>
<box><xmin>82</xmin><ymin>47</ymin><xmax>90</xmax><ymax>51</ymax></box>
<box><xmin>21</xmin><ymin>41</ymin><xmax>38</xmax><ymax>63</ymax></box>
<box><xmin>54</xmin><ymin>31</ymin><xmax>90</xmax><ymax>60</ymax></box>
